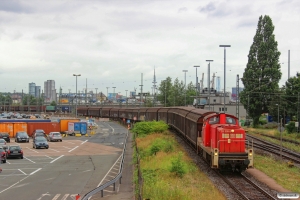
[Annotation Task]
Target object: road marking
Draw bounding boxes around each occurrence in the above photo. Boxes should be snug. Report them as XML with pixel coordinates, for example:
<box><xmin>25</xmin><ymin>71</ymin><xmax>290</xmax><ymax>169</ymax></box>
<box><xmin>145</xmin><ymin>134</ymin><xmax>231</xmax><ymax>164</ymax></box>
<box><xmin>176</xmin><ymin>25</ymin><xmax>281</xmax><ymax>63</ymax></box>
<box><xmin>6</xmin><ymin>161</ymin><xmax>10</xmax><ymax>164</ymax></box>
<box><xmin>52</xmin><ymin>194</ymin><xmax>60</xmax><ymax>200</ymax></box>
<box><xmin>82</xmin><ymin>169</ymin><xmax>91</xmax><ymax>173</ymax></box>
<box><xmin>26</xmin><ymin>147</ymin><xmax>39</xmax><ymax>153</ymax></box>
<box><xmin>18</xmin><ymin>169</ymin><xmax>27</xmax><ymax>175</ymax></box>
<box><xmin>64</xmin><ymin>141</ymin><xmax>75</xmax><ymax>144</ymax></box>
<box><xmin>81</xmin><ymin>140</ymin><xmax>88</xmax><ymax>145</ymax></box>
<box><xmin>105</xmin><ymin>122</ymin><xmax>114</xmax><ymax>133</ymax></box>
<box><xmin>24</xmin><ymin>156</ymin><xmax>36</xmax><ymax>163</ymax></box>
<box><xmin>30</xmin><ymin>168</ymin><xmax>42</xmax><ymax>175</ymax></box>
<box><xmin>36</xmin><ymin>192</ymin><xmax>50</xmax><ymax>200</ymax></box>
<box><xmin>44</xmin><ymin>155</ymin><xmax>53</xmax><ymax>159</ymax></box>
<box><xmin>61</xmin><ymin>194</ymin><xmax>69</xmax><ymax>200</ymax></box>
<box><xmin>96</xmin><ymin>155</ymin><xmax>122</xmax><ymax>187</ymax></box>
<box><xmin>50</xmin><ymin>155</ymin><xmax>64</xmax><ymax>163</ymax></box>
<box><xmin>49</xmin><ymin>148</ymin><xmax>60</xmax><ymax>152</ymax></box>
<box><xmin>0</xmin><ymin>174</ymin><xmax>30</xmax><ymax>194</ymax></box>
<box><xmin>62</xmin><ymin>146</ymin><xmax>72</xmax><ymax>149</ymax></box>
<box><xmin>68</xmin><ymin>146</ymin><xmax>78</xmax><ymax>152</ymax></box>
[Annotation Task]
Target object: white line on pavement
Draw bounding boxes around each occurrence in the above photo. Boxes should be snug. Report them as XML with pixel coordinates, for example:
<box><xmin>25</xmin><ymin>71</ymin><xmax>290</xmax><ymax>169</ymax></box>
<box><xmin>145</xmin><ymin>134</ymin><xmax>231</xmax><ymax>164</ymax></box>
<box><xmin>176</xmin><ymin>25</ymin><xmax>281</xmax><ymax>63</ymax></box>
<box><xmin>18</xmin><ymin>169</ymin><xmax>27</xmax><ymax>175</ymax></box>
<box><xmin>64</xmin><ymin>141</ymin><xmax>75</xmax><ymax>144</ymax></box>
<box><xmin>30</xmin><ymin>168</ymin><xmax>42</xmax><ymax>175</ymax></box>
<box><xmin>44</xmin><ymin>155</ymin><xmax>53</xmax><ymax>159</ymax></box>
<box><xmin>26</xmin><ymin>147</ymin><xmax>39</xmax><ymax>153</ymax></box>
<box><xmin>62</xmin><ymin>146</ymin><xmax>72</xmax><ymax>149</ymax></box>
<box><xmin>0</xmin><ymin>176</ymin><xmax>31</xmax><ymax>194</ymax></box>
<box><xmin>61</xmin><ymin>194</ymin><xmax>69</xmax><ymax>200</ymax></box>
<box><xmin>24</xmin><ymin>157</ymin><xmax>36</xmax><ymax>163</ymax></box>
<box><xmin>52</xmin><ymin>194</ymin><xmax>61</xmax><ymax>200</ymax></box>
<box><xmin>80</xmin><ymin>140</ymin><xmax>88</xmax><ymax>145</ymax></box>
<box><xmin>48</xmin><ymin>148</ymin><xmax>60</xmax><ymax>152</ymax></box>
<box><xmin>68</xmin><ymin>146</ymin><xmax>78</xmax><ymax>152</ymax></box>
<box><xmin>50</xmin><ymin>155</ymin><xmax>64</xmax><ymax>163</ymax></box>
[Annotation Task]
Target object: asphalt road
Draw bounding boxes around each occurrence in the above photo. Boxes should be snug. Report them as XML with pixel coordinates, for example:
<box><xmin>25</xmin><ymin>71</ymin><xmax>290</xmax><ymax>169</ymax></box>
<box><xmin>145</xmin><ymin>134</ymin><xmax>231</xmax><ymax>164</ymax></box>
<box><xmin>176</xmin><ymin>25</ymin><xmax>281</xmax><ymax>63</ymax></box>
<box><xmin>0</xmin><ymin>121</ymin><xmax>128</xmax><ymax>200</ymax></box>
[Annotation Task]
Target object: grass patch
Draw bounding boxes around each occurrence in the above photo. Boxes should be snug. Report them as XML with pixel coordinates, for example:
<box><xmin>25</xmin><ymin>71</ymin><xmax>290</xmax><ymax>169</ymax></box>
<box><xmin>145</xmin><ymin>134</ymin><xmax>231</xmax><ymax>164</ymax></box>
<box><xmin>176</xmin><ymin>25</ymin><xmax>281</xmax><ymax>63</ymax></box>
<box><xmin>246</xmin><ymin>128</ymin><xmax>300</xmax><ymax>153</ymax></box>
<box><xmin>135</xmin><ymin>132</ymin><xmax>225</xmax><ymax>200</ymax></box>
<box><xmin>254</xmin><ymin>154</ymin><xmax>300</xmax><ymax>193</ymax></box>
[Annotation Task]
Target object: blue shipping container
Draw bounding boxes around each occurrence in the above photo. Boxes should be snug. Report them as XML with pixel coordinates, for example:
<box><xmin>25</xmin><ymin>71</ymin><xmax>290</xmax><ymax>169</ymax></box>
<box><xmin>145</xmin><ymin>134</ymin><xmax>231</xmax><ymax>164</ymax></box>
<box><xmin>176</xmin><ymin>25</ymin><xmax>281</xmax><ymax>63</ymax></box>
<box><xmin>62</xmin><ymin>106</ymin><xmax>71</xmax><ymax>112</ymax></box>
<box><xmin>68</xmin><ymin>122</ymin><xmax>87</xmax><ymax>135</ymax></box>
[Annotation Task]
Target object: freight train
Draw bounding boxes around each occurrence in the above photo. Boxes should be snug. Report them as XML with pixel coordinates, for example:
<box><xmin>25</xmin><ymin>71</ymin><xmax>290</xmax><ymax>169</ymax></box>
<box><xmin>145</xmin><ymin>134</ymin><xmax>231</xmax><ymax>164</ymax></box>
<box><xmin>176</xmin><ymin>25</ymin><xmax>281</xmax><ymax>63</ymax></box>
<box><xmin>0</xmin><ymin>105</ymin><xmax>72</xmax><ymax>113</ymax></box>
<box><xmin>77</xmin><ymin>106</ymin><xmax>254</xmax><ymax>172</ymax></box>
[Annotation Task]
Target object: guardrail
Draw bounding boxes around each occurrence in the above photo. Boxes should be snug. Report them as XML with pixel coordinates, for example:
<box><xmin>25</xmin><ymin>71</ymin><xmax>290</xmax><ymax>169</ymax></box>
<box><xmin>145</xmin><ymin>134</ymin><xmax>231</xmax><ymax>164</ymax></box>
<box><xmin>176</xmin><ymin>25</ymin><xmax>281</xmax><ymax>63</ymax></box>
<box><xmin>81</xmin><ymin>130</ymin><xmax>129</xmax><ymax>200</ymax></box>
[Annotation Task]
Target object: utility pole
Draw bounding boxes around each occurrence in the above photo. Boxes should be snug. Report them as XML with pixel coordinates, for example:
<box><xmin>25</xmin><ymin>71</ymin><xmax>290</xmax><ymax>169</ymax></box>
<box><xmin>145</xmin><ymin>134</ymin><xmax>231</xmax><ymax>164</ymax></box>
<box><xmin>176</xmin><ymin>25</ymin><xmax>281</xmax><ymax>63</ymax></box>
<box><xmin>95</xmin><ymin>88</ymin><xmax>98</xmax><ymax>106</ymax></box>
<box><xmin>182</xmin><ymin>70</ymin><xmax>188</xmax><ymax>106</ymax></box>
<box><xmin>139</xmin><ymin>73</ymin><xmax>143</xmax><ymax>107</ymax></box>
<box><xmin>206</xmin><ymin>60</ymin><xmax>213</xmax><ymax>110</ymax></box>
<box><xmin>194</xmin><ymin>66</ymin><xmax>200</xmax><ymax>107</ymax></box>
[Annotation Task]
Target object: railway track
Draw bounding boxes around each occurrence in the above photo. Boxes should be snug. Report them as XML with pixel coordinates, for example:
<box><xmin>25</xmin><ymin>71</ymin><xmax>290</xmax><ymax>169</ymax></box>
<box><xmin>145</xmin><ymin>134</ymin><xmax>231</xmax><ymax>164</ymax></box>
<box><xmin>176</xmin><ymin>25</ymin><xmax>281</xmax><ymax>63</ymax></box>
<box><xmin>251</xmin><ymin>132</ymin><xmax>300</xmax><ymax>145</ymax></box>
<box><xmin>216</xmin><ymin>171</ymin><xmax>277</xmax><ymax>200</ymax></box>
<box><xmin>247</xmin><ymin>134</ymin><xmax>300</xmax><ymax>164</ymax></box>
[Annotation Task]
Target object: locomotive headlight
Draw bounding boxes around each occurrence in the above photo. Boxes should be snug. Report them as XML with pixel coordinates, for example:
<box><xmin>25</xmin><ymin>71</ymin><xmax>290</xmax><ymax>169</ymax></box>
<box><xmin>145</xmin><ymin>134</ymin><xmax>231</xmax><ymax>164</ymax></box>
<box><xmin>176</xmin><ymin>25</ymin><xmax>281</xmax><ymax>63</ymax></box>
<box><xmin>214</xmin><ymin>152</ymin><xmax>218</xmax><ymax>156</ymax></box>
<box><xmin>249</xmin><ymin>149</ymin><xmax>253</xmax><ymax>156</ymax></box>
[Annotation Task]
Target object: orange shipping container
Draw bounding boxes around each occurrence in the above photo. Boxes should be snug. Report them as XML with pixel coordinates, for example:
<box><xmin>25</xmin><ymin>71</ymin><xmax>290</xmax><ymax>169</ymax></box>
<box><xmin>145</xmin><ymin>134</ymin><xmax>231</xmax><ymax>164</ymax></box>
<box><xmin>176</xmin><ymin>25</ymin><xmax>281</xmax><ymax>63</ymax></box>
<box><xmin>0</xmin><ymin>123</ymin><xmax>14</xmax><ymax>138</ymax></box>
<box><xmin>60</xmin><ymin>119</ymin><xmax>80</xmax><ymax>132</ymax></box>
<box><xmin>27</xmin><ymin>122</ymin><xmax>61</xmax><ymax>136</ymax></box>
<box><xmin>13</xmin><ymin>123</ymin><xmax>27</xmax><ymax>137</ymax></box>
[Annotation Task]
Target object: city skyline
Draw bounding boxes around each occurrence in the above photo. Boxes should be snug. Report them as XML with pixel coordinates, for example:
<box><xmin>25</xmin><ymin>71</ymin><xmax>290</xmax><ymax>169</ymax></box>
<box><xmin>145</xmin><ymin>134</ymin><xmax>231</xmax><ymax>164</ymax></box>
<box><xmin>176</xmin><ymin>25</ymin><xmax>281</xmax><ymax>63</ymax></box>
<box><xmin>0</xmin><ymin>1</ymin><xmax>299</xmax><ymax>94</ymax></box>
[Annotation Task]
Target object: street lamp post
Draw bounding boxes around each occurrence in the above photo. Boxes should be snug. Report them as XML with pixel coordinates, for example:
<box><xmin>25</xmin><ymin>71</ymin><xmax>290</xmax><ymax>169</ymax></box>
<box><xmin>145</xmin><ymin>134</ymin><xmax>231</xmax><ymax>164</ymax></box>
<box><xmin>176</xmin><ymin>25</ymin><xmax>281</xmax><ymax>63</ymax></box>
<box><xmin>182</xmin><ymin>70</ymin><xmax>188</xmax><ymax>106</ymax></box>
<box><xmin>206</xmin><ymin>60</ymin><xmax>213</xmax><ymax>110</ymax></box>
<box><xmin>73</xmin><ymin>74</ymin><xmax>81</xmax><ymax>118</ymax></box>
<box><xmin>95</xmin><ymin>88</ymin><xmax>98</xmax><ymax>106</ymax></box>
<box><xmin>194</xmin><ymin>66</ymin><xmax>200</xmax><ymax>107</ymax></box>
<box><xmin>164</xmin><ymin>81</ymin><xmax>166</xmax><ymax>107</ymax></box>
<box><xmin>125</xmin><ymin>90</ymin><xmax>128</xmax><ymax>107</ymax></box>
<box><xmin>112</xmin><ymin>87</ymin><xmax>116</xmax><ymax>101</ymax></box>
<box><xmin>219</xmin><ymin>45</ymin><xmax>231</xmax><ymax>112</ymax></box>
<box><xmin>106</xmin><ymin>87</ymin><xmax>109</xmax><ymax>103</ymax></box>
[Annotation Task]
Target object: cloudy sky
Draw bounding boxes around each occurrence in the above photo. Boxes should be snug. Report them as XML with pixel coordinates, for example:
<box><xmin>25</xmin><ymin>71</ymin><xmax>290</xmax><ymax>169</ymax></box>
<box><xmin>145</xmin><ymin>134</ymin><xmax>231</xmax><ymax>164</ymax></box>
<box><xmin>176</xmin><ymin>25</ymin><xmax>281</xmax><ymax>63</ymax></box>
<box><xmin>0</xmin><ymin>0</ymin><xmax>299</xmax><ymax>96</ymax></box>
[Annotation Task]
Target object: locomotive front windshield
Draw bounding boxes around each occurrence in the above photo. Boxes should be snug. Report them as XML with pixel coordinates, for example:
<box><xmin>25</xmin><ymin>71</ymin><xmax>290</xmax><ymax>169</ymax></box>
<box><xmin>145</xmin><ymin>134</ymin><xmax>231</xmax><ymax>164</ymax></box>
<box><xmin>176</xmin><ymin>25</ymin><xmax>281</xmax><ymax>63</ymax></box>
<box><xmin>226</xmin><ymin>117</ymin><xmax>236</xmax><ymax>124</ymax></box>
<box><xmin>209</xmin><ymin>116</ymin><xmax>220</xmax><ymax>124</ymax></box>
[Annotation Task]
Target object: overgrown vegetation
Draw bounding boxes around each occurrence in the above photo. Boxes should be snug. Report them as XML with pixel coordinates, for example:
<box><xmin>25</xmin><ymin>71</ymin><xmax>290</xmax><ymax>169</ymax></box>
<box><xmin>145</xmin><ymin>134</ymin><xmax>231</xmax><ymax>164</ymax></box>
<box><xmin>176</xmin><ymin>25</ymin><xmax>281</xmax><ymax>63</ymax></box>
<box><xmin>246</xmin><ymin>128</ymin><xmax>300</xmax><ymax>153</ymax></box>
<box><xmin>133</xmin><ymin>121</ymin><xmax>225</xmax><ymax>200</ymax></box>
<box><xmin>254</xmin><ymin>154</ymin><xmax>300</xmax><ymax>193</ymax></box>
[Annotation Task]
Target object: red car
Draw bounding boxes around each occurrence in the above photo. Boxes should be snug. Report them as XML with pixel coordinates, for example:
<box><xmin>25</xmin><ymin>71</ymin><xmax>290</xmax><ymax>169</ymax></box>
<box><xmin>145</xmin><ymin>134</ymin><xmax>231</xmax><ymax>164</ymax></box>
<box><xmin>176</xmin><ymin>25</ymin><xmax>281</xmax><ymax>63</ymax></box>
<box><xmin>0</xmin><ymin>147</ymin><xmax>7</xmax><ymax>163</ymax></box>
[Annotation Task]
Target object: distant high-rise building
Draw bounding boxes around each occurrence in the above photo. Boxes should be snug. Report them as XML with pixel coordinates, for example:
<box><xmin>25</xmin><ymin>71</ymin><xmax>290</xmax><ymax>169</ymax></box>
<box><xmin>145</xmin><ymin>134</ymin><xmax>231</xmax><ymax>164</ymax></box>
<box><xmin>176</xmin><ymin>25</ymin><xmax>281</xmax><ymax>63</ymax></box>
<box><xmin>29</xmin><ymin>82</ymin><xmax>36</xmax><ymax>96</ymax></box>
<box><xmin>35</xmin><ymin>86</ymin><xmax>41</xmax><ymax>98</ymax></box>
<box><xmin>44</xmin><ymin>80</ymin><xmax>56</xmax><ymax>102</ymax></box>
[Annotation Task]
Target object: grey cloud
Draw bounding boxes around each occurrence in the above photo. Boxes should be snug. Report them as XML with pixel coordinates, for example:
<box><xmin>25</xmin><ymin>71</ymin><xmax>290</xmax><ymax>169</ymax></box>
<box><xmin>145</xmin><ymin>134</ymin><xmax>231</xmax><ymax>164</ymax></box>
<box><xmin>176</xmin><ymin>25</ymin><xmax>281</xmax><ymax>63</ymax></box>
<box><xmin>178</xmin><ymin>7</ymin><xmax>187</xmax><ymax>13</ymax></box>
<box><xmin>199</xmin><ymin>2</ymin><xmax>216</xmax><ymax>13</ymax></box>
<box><xmin>0</xmin><ymin>0</ymin><xmax>34</xmax><ymax>13</ymax></box>
<box><xmin>35</xmin><ymin>34</ymin><xmax>58</xmax><ymax>42</ymax></box>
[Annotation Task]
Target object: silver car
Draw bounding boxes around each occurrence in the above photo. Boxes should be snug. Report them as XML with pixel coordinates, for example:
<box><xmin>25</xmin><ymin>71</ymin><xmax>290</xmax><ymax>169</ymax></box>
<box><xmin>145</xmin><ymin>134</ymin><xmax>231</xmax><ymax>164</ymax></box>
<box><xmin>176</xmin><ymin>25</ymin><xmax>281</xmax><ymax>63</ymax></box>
<box><xmin>0</xmin><ymin>139</ymin><xmax>7</xmax><ymax>150</ymax></box>
<box><xmin>48</xmin><ymin>132</ymin><xmax>62</xmax><ymax>142</ymax></box>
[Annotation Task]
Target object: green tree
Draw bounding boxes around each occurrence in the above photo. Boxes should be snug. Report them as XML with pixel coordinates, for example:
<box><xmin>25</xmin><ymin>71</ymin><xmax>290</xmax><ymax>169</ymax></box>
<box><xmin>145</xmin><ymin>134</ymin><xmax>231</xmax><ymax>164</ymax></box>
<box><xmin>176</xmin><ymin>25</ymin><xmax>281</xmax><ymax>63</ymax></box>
<box><xmin>282</xmin><ymin>73</ymin><xmax>300</xmax><ymax>120</ymax></box>
<box><xmin>186</xmin><ymin>82</ymin><xmax>197</xmax><ymax>105</ymax></box>
<box><xmin>169</xmin><ymin>78</ymin><xmax>185</xmax><ymax>106</ymax></box>
<box><xmin>22</xmin><ymin>94</ymin><xmax>37</xmax><ymax>105</ymax></box>
<box><xmin>157</xmin><ymin>77</ymin><xmax>173</xmax><ymax>107</ymax></box>
<box><xmin>240</xmin><ymin>15</ymin><xmax>281</xmax><ymax>127</ymax></box>
<box><xmin>50</xmin><ymin>101</ymin><xmax>57</xmax><ymax>106</ymax></box>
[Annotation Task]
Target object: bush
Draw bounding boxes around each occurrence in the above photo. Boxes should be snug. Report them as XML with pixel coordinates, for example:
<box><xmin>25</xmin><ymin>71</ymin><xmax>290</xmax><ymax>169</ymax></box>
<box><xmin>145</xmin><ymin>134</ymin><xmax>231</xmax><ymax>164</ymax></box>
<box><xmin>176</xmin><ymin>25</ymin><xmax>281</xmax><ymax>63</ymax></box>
<box><xmin>132</xmin><ymin>121</ymin><xmax>169</xmax><ymax>136</ymax></box>
<box><xmin>149</xmin><ymin>138</ymin><xmax>175</xmax><ymax>156</ymax></box>
<box><xmin>285</xmin><ymin>121</ymin><xmax>296</xmax><ymax>134</ymax></box>
<box><xmin>169</xmin><ymin>152</ymin><xmax>187</xmax><ymax>178</ymax></box>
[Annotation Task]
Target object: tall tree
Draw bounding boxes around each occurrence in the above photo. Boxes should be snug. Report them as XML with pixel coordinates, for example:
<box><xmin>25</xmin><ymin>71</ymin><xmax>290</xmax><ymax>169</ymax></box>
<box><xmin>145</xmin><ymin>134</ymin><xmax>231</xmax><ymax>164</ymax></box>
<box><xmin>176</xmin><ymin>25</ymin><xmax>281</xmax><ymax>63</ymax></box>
<box><xmin>169</xmin><ymin>78</ymin><xmax>185</xmax><ymax>106</ymax></box>
<box><xmin>157</xmin><ymin>77</ymin><xmax>172</xmax><ymax>107</ymax></box>
<box><xmin>240</xmin><ymin>15</ymin><xmax>282</xmax><ymax>127</ymax></box>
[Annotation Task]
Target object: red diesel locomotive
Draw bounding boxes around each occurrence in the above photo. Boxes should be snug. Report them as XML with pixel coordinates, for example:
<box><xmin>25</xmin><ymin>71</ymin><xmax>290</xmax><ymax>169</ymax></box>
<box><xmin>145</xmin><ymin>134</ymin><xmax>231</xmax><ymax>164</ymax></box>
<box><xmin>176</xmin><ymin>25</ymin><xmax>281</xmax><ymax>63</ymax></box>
<box><xmin>77</xmin><ymin>106</ymin><xmax>253</xmax><ymax>171</ymax></box>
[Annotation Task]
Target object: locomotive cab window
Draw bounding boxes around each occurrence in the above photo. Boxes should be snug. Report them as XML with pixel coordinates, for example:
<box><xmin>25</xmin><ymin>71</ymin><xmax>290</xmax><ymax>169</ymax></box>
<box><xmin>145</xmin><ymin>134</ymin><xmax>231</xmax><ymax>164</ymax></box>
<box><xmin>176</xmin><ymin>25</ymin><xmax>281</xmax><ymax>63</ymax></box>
<box><xmin>226</xmin><ymin>117</ymin><xmax>236</xmax><ymax>124</ymax></box>
<box><xmin>209</xmin><ymin>116</ymin><xmax>220</xmax><ymax>124</ymax></box>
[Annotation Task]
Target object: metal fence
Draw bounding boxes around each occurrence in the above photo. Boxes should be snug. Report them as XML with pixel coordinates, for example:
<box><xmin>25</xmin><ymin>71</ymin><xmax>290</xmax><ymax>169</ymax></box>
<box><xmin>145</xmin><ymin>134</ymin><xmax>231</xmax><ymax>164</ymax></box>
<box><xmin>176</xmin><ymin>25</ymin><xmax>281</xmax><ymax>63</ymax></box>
<box><xmin>81</xmin><ymin>130</ymin><xmax>129</xmax><ymax>200</ymax></box>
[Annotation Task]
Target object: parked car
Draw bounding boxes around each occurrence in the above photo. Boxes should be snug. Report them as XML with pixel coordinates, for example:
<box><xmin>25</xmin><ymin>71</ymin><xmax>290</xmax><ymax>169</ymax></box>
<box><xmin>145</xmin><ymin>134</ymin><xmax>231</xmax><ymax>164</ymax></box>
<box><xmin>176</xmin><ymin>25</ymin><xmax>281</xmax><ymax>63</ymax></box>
<box><xmin>48</xmin><ymin>132</ymin><xmax>62</xmax><ymax>142</ymax></box>
<box><xmin>0</xmin><ymin>139</ymin><xmax>7</xmax><ymax>150</ymax></box>
<box><xmin>0</xmin><ymin>132</ymin><xmax>10</xmax><ymax>143</ymax></box>
<box><xmin>15</xmin><ymin>132</ymin><xmax>30</xmax><ymax>143</ymax></box>
<box><xmin>0</xmin><ymin>147</ymin><xmax>7</xmax><ymax>163</ymax></box>
<box><xmin>6</xmin><ymin>145</ymin><xmax>23</xmax><ymax>159</ymax></box>
<box><xmin>32</xmin><ymin>129</ymin><xmax>46</xmax><ymax>139</ymax></box>
<box><xmin>33</xmin><ymin>137</ymin><xmax>49</xmax><ymax>149</ymax></box>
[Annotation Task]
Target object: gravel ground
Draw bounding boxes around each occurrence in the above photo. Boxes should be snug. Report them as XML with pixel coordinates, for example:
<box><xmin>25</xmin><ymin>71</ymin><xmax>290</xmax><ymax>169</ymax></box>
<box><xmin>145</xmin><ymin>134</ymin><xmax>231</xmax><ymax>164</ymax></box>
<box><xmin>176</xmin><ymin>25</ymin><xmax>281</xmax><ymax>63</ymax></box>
<box><xmin>172</xmin><ymin>131</ymin><xmax>279</xmax><ymax>200</ymax></box>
